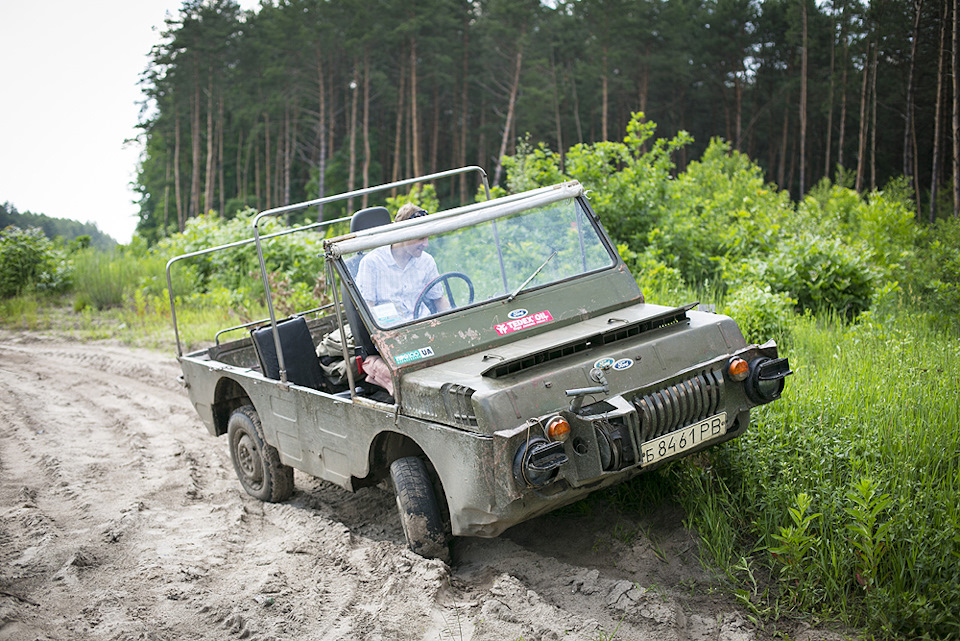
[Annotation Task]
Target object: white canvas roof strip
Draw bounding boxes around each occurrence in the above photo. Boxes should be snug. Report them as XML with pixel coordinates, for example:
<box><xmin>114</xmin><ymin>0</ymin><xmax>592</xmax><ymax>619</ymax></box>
<box><xmin>325</xmin><ymin>180</ymin><xmax>584</xmax><ymax>258</ymax></box>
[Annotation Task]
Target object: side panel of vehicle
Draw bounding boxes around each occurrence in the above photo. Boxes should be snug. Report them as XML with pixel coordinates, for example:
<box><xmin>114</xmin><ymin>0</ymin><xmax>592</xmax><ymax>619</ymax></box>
<box><xmin>178</xmin><ymin>354</ymin><xmax>500</xmax><ymax>531</ymax></box>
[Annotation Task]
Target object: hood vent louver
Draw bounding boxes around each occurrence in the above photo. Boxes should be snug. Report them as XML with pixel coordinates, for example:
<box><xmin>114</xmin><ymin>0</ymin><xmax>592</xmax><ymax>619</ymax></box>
<box><xmin>482</xmin><ymin>303</ymin><xmax>694</xmax><ymax>379</ymax></box>
<box><xmin>441</xmin><ymin>383</ymin><xmax>478</xmax><ymax>427</ymax></box>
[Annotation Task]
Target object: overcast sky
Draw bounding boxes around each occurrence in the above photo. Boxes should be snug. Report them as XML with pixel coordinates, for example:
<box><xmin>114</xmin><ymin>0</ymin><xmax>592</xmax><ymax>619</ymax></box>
<box><xmin>0</xmin><ymin>1</ymin><xmax>256</xmax><ymax>244</ymax></box>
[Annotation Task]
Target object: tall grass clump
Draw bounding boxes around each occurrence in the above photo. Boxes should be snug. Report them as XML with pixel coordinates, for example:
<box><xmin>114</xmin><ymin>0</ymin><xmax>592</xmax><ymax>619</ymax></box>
<box><xmin>679</xmin><ymin>310</ymin><xmax>960</xmax><ymax>638</ymax></box>
<box><xmin>72</xmin><ymin>248</ymin><xmax>167</xmax><ymax>310</ymax></box>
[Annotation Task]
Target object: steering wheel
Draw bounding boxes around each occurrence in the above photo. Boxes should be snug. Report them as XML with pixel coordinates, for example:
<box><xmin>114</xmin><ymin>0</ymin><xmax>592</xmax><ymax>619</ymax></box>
<box><xmin>413</xmin><ymin>272</ymin><xmax>475</xmax><ymax>319</ymax></box>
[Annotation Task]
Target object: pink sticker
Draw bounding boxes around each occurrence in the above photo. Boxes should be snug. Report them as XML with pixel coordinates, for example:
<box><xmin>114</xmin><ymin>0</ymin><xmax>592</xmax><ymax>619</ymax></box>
<box><xmin>494</xmin><ymin>310</ymin><xmax>554</xmax><ymax>335</ymax></box>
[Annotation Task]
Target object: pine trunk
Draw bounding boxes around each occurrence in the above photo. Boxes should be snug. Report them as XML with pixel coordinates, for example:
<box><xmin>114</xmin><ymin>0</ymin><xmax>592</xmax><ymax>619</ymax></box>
<box><xmin>174</xmin><ymin>107</ymin><xmax>184</xmax><ymax>231</ymax></box>
<box><xmin>870</xmin><ymin>43</ymin><xmax>878</xmax><ymax>190</ymax></box>
<box><xmin>551</xmin><ymin>49</ymin><xmax>564</xmax><ymax>169</ymax></box>
<box><xmin>362</xmin><ymin>52</ymin><xmax>371</xmax><ymax>209</ymax></box>
<box><xmin>799</xmin><ymin>0</ymin><xmax>808</xmax><ymax>197</ymax></box>
<box><xmin>601</xmin><ymin>45</ymin><xmax>609</xmax><ymax>142</ymax></box>
<box><xmin>930</xmin><ymin>0</ymin><xmax>949</xmax><ymax>223</ymax></box>
<box><xmin>493</xmin><ymin>42</ymin><xmax>525</xmax><ymax>188</ymax></box>
<box><xmin>953</xmin><ymin>0</ymin><xmax>960</xmax><ymax>217</ymax></box>
<box><xmin>204</xmin><ymin>71</ymin><xmax>215</xmax><ymax>215</ymax></box>
<box><xmin>778</xmin><ymin>101</ymin><xmax>789</xmax><ymax>188</ymax></box>
<box><xmin>190</xmin><ymin>64</ymin><xmax>202</xmax><ymax>220</ymax></box>
<box><xmin>218</xmin><ymin>94</ymin><xmax>225</xmax><ymax>217</ymax></box>
<box><xmin>855</xmin><ymin>41</ymin><xmax>871</xmax><ymax>192</ymax></box>
<box><xmin>904</xmin><ymin>0</ymin><xmax>923</xmax><ymax>217</ymax></box>
<box><xmin>838</xmin><ymin>34</ymin><xmax>849</xmax><ymax>172</ymax></box>
<box><xmin>824</xmin><ymin>8</ymin><xmax>836</xmax><ymax>178</ymax></box>
<box><xmin>348</xmin><ymin>62</ymin><xmax>359</xmax><ymax>214</ymax></box>
<box><xmin>263</xmin><ymin>113</ymin><xmax>272</xmax><ymax>210</ymax></box>
<box><xmin>316</xmin><ymin>47</ymin><xmax>327</xmax><ymax>221</ymax></box>
<box><xmin>430</xmin><ymin>83</ymin><xmax>440</xmax><ymax>175</ymax></box>
<box><xmin>163</xmin><ymin>158</ymin><xmax>171</xmax><ymax>237</ymax></box>
<box><xmin>410</xmin><ymin>38</ymin><xmax>422</xmax><ymax>178</ymax></box>
<box><xmin>392</xmin><ymin>62</ymin><xmax>406</xmax><ymax>194</ymax></box>
<box><xmin>458</xmin><ymin>16</ymin><xmax>470</xmax><ymax>204</ymax></box>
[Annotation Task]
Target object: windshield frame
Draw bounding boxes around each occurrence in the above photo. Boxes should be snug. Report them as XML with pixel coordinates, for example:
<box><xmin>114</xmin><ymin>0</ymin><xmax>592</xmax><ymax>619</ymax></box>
<box><xmin>330</xmin><ymin>184</ymin><xmax>620</xmax><ymax>331</ymax></box>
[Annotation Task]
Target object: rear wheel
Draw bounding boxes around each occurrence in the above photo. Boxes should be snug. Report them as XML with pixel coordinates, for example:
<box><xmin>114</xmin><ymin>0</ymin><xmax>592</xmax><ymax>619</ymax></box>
<box><xmin>390</xmin><ymin>456</ymin><xmax>449</xmax><ymax>561</ymax></box>
<box><xmin>227</xmin><ymin>405</ymin><xmax>294</xmax><ymax>502</ymax></box>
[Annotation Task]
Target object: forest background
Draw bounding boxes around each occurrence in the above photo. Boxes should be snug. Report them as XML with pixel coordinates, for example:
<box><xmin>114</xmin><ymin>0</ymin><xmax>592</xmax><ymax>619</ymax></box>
<box><xmin>133</xmin><ymin>0</ymin><xmax>960</xmax><ymax>240</ymax></box>
<box><xmin>3</xmin><ymin>0</ymin><xmax>960</xmax><ymax>639</ymax></box>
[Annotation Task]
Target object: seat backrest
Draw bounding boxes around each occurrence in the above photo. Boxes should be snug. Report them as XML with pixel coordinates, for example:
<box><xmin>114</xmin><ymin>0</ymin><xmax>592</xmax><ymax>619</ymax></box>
<box><xmin>251</xmin><ymin>316</ymin><xmax>326</xmax><ymax>390</ymax></box>
<box><xmin>341</xmin><ymin>206</ymin><xmax>392</xmax><ymax>358</ymax></box>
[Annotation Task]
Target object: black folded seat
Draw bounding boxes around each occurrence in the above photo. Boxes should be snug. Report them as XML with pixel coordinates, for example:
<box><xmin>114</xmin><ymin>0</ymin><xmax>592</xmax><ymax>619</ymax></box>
<box><xmin>251</xmin><ymin>316</ymin><xmax>326</xmax><ymax>391</ymax></box>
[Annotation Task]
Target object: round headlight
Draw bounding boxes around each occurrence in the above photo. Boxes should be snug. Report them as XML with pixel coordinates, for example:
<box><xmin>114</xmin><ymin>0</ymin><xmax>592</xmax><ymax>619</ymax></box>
<box><xmin>745</xmin><ymin>357</ymin><xmax>787</xmax><ymax>403</ymax></box>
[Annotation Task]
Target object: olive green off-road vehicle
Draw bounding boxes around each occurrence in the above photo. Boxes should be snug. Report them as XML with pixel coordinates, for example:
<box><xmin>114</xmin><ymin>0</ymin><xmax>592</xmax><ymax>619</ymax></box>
<box><xmin>170</xmin><ymin>166</ymin><xmax>791</xmax><ymax>560</ymax></box>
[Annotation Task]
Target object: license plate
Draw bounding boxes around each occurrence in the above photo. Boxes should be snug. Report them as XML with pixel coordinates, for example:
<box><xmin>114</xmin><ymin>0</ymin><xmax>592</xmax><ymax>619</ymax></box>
<box><xmin>641</xmin><ymin>412</ymin><xmax>727</xmax><ymax>465</ymax></box>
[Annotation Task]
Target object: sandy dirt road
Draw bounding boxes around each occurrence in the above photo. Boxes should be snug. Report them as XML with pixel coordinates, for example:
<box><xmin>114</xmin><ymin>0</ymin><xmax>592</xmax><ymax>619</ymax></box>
<box><xmin>0</xmin><ymin>332</ymin><xmax>844</xmax><ymax>641</ymax></box>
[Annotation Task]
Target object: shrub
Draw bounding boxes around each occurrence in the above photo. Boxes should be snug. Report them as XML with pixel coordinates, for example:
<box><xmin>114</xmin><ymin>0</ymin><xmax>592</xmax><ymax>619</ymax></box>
<box><xmin>800</xmin><ymin>179</ymin><xmax>917</xmax><ymax>282</ymax></box>
<box><xmin>617</xmin><ymin>244</ymin><xmax>688</xmax><ymax>305</ymax></box>
<box><xmin>911</xmin><ymin>216</ymin><xmax>960</xmax><ymax>329</ymax></box>
<box><xmin>0</xmin><ymin>226</ymin><xmax>71</xmax><ymax>298</ymax></box>
<box><xmin>72</xmin><ymin>248</ymin><xmax>167</xmax><ymax>311</ymax></box>
<box><xmin>722</xmin><ymin>283</ymin><xmax>795</xmax><ymax>344</ymax></box>
<box><xmin>765</xmin><ymin>234</ymin><xmax>876</xmax><ymax>318</ymax></box>
<box><xmin>502</xmin><ymin>113</ymin><xmax>692</xmax><ymax>249</ymax></box>
<box><xmin>646</xmin><ymin>139</ymin><xmax>793</xmax><ymax>285</ymax></box>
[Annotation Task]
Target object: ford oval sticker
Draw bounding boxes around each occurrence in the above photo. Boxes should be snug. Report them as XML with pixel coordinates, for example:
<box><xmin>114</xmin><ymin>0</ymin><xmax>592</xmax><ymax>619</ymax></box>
<box><xmin>613</xmin><ymin>358</ymin><xmax>634</xmax><ymax>371</ymax></box>
<box><xmin>594</xmin><ymin>357</ymin><xmax>615</xmax><ymax>370</ymax></box>
<box><xmin>508</xmin><ymin>308</ymin><xmax>528</xmax><ymax>319</ymax></box>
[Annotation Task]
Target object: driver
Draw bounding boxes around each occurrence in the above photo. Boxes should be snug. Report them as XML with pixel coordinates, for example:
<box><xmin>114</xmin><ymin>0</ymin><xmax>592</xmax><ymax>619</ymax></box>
<box><xmin>354</xmin><ymin>203</ymin><xmax>450</xmax><ymax>326</ymax></box>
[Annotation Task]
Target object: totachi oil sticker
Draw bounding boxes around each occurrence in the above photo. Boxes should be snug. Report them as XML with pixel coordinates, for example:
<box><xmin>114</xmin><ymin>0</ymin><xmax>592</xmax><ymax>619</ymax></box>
<box><xmin>494</xmin><ymin>310</ymin><xmax>554</xmax><ymax>336</ymax></box>
<box><xmin>394</xmin><ymin>347</ymin><xmax>435</xmax><ymax>364</ymax></box>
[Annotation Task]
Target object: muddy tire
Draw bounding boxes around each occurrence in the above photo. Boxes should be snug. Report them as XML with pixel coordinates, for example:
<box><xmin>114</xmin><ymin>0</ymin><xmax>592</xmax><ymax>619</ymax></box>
<box><xmin>390</xmin><ymin>456</ymin><xmax>449</xmax><ymax>561</ymax></box>
<box><xmin>227</xmin><ymin>405</ymin><xmax>294</xmax><ymax>502</ymax></box>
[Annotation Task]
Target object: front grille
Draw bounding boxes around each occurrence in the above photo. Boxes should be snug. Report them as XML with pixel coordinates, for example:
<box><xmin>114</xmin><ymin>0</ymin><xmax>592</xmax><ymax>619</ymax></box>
<box><xmin>632</xmin><ymin>369</ymin><xmax>724</xmax><ymax>443</ymax></box>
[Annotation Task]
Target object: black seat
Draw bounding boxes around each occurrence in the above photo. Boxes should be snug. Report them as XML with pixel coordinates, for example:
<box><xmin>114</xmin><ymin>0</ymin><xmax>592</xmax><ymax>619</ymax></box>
<box><xmin>341</xmin><ymin>206</ymin><xmax>391</xmax><ymax>358</ymax></box>
<box><xmin>251</xmin><ymin>316</ymin><xmax>326</xmax><ymax>390</ymax></box>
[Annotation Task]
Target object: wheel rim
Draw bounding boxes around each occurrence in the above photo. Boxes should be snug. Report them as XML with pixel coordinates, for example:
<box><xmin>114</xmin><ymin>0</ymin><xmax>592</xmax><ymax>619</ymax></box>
<box><xmin>235</xmin><ymin>433</ymin><xmax>264</xmax><ymax>486</ymax></box>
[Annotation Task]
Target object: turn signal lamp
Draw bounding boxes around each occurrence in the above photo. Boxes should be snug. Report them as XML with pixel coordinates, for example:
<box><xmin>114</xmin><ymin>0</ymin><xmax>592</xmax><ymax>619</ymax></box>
<box><xmin>727</xmin><ymin>357</ymin><xmax>749</xmax><ymax>382</ymax></box>
<box><xmin>546</xmin><ymin>416</ymin><xmax>571</xmax><ymax>442</ymax></box>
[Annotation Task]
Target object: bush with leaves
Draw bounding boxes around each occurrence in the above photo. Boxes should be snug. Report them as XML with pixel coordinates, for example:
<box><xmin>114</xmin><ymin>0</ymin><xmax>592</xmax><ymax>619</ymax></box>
<box><xmin>646</xmin><ymin>139</ymin><xmax>793</xmax><ymax>286</ymax></box>
<box><xmin>799</xmin><ymin>179</ymin><xmax>917</xmax><ymax>283</ymax></box>
<box><xmin>502</xmin><ymin>113</ymin><xmax>692</xmax><ymax>249</ymax></box>
<box><xmin>0</xmin><ymin>226</ymin><xmax>71</xmax><ymax>298</ymax></box>
<box><xmin>910</xmin><ymin>216</ymin><xmax>960</xmax><ymax>329</ymax></box>
<box><xmin>722</xmin><ymin>283</ymin><xmax>795</xmax><ymax>344</ymax></box>
<box><xmin>156</xmin><ymin>210</ymin><xmax>326</xmax><ymax>299</ymax></box>
<box><xmin>764</xmin><ymin>234</ymin><xmax>876</xmax><ymax>318</ymax></box>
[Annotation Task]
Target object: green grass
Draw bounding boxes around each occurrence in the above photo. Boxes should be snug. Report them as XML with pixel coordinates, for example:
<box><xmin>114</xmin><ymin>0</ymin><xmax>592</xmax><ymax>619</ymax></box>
<box><xmin>3</xmin><ymin>246</ymin><xmax>959</xmax><ymax>640</ymax></box>
<box><xmin>673</xmin><ymin>309</ymin><xmax>960</xmax><ymax>639</ymax></box>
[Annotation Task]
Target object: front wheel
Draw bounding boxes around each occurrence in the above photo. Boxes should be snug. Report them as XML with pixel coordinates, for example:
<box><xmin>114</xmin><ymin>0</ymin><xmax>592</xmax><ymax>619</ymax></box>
<box><xmin>390</xmin><ymin>456</ymin><xmax>449</xmax><ymax>561</ymax></box>
<box><xmin>227</xmin><ymin>405</ymin><xmax>294</xmax><ymax>502</ymax></box>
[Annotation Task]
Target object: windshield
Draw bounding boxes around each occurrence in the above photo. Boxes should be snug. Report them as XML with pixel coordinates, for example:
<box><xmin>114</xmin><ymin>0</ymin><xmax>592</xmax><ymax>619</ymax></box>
<box><xmin>344</xmin><ymin>196</ymin><xmax>616</xmax><ymax>328</ymax></box>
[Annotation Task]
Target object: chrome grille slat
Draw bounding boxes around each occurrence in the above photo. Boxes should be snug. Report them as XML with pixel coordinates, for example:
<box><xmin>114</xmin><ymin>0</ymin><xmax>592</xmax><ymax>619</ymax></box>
<box><xmin>632</xmin><ymin>369</ymin><xmax>725</xmax><ymax>440</ymax></box>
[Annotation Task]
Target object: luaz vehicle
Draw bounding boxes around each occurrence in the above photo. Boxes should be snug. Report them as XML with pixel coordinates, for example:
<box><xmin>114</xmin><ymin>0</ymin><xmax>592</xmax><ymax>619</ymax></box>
<box><xmin>169</xmin><ymin>166</ymin><xmax>791</xmax><ymax>560</ymax></box>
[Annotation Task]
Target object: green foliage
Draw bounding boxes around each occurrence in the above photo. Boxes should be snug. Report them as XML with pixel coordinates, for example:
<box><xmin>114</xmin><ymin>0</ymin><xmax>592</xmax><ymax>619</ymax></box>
<box><xmin>0</xmin><ymin>226</ymin><xmax>71</xmax><ymax>298</ymax></box>
<box><xmin>675</xmin><ymin>312</ymin><xmax>960</xmax><ymax>639</ymax></box>
<box><xmin>72</xmin><ymin>248</ymin><xmax>167</xmax><ymax>311</ymax></box>
<box><xmin>383</xmin><ymin>184</ymin><xmax>440</xmax><ymax>216</ymax></box>
<box><xmin>764</xmin><ymin>234</ymin><xmax>876</xmax><ymax>319</ymax></box>
<box><xmin>644</xmin><ymin>139</ymin><xmax>792</xmax><ymax>285</ymax></box>
<box><xmin>911</xmin><ymin>216</ymin><xmax>960</xmax><ymax>329</ymax></box>
<box><xmin>769</xmin><ymin>492</ymin><xmax>822</xmax><ymax>607</ymax></box>
<box><xmin>721</xmin><ymin>283</ymin><xmax>795</xmax><ymax>345</ymax></box>
<box><xmin>503</xmin><ymin>114</ymin><xmax>693</xmax><ymax>248</ymax></box>
<box><xmin>156</xmin><ymin>210</ymin><xmax>326</xmax><ymax>304</ymax></box>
